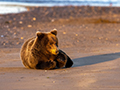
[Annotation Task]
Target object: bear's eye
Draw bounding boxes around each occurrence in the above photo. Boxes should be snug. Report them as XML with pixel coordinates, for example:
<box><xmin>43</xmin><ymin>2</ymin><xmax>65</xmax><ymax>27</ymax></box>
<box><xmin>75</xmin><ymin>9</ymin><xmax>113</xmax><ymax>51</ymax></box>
<box><xmin>50</xmin><ymin>42</ymin><xmax>54</xmax><ymax>45</ymax></box>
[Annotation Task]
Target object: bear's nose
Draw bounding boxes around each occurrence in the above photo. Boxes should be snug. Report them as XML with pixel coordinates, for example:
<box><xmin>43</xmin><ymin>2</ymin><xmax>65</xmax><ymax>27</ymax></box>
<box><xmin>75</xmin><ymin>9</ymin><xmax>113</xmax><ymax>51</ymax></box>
<box><xmin>56</xmin><ymin>50</ymin><xmax>59</xmax><ymax>55</ymax></box>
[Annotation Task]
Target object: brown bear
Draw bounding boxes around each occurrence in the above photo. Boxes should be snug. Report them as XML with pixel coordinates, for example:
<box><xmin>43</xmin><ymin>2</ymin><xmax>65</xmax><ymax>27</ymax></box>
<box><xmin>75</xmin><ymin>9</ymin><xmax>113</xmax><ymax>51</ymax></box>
<box><xmin>20</xmin><ymin>29</ymin><xmax>73</xmax><ymax>70</ymax></box>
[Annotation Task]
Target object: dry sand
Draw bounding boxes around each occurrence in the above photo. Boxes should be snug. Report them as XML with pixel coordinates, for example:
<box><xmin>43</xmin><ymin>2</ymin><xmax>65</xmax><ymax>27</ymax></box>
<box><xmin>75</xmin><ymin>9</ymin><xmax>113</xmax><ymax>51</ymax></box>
<box><xmin>0</xmin><ymin>6</ymin><xmax>120</xmax><ymax>90</ymax></box>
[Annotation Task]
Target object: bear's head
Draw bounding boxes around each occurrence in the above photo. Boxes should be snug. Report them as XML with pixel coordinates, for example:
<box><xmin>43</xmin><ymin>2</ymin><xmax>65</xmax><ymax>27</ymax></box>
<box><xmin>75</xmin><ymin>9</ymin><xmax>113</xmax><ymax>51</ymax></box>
<box><xmin>36</xmin><ymin>29</ymin><xmax>59</xmax><ymax>55</ymax></box>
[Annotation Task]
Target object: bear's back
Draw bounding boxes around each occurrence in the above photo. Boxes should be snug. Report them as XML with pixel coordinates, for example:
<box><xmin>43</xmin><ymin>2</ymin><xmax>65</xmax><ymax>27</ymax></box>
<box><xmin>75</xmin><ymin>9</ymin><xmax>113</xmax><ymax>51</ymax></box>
<box><xmin>20</xmin><ymin>37</ymin><xmax>35</xmax><ymax>63</ymax></box>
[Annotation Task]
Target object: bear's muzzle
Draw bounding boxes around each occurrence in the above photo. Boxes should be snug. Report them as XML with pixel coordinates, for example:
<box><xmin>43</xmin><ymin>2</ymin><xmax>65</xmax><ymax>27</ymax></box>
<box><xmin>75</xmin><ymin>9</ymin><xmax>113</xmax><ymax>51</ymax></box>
<box><xmin>50</xmin><ymin>48</ymin><xmax>59</xmax><ymax>55</ymax></box>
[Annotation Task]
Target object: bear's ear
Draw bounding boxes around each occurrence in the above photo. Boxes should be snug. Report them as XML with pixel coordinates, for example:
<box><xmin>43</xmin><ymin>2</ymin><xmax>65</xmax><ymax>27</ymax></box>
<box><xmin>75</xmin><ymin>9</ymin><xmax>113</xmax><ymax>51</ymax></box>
<box><xmin>36</xmin><ymin>31</ymin><xmax>44</xmax><ymax>39</ymax></box>
<box><xmin>50</xmin><ymin>29</ymin><xmax>57</xmax><ymax>36</ymax></box>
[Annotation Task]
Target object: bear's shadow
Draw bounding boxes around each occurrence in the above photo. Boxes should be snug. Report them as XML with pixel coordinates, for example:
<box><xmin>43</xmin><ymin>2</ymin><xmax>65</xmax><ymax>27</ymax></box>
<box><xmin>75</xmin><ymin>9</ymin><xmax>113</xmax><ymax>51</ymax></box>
<box><xmin>72</xmin><ymin>52</ymin><xmax>120</xmax><ymax>67</ymax></box>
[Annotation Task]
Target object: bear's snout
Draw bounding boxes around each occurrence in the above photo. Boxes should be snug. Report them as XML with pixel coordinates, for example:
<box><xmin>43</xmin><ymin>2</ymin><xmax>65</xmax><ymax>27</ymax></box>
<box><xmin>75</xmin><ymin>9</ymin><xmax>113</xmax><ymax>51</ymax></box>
<box><xmin>50</xmin><ymin>47</ymin><xmax>59</xmax><ymax>55</ymax></box>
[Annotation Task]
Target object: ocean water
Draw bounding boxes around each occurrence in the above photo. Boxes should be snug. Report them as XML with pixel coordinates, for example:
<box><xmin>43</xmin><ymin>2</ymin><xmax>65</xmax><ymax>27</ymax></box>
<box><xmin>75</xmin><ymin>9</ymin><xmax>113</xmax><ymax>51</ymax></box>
<box><xmin>0</xmin><ymin>0</ymin><xmax>120</xmax><ymax>7</ymax></box>
<box><xmin>0</xmin><ymin>0</ymin><xmax>120</xmax><ymax>14</ymax></box>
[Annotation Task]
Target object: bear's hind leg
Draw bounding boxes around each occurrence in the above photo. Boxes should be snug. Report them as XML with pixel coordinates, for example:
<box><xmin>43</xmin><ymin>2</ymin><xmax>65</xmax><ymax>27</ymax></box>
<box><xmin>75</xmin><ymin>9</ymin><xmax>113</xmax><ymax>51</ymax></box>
<box><xmin>55</xmin><ymin>51</ymin><xmax>67</xmax><ymax>68</ymax></box>
<box><xmin>56</xmin><ymin>50</ymin><xmax>73</xmax><ymax>68</ymax></box>
<box><xmin>65</xmin><ymin>56</ymin><xmax>73</xmax><ymax>68</ymax></box>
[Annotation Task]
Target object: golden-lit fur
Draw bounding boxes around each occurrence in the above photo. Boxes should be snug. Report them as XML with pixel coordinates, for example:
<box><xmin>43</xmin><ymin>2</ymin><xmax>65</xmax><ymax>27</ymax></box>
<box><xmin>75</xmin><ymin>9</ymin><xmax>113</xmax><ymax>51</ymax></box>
<box><xmin>20</xmin><ymin>30</ymin><xmax>73</xmax><ymax>70</ymax></box>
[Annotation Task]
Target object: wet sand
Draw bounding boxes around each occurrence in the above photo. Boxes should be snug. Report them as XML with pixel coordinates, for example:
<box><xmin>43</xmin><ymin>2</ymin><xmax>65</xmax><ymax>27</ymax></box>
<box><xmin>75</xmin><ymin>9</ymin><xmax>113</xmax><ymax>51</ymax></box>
<box><xmin>0</xmin><ymin>6</ymin><xmax>120</xmax><ymax>90</ymax></box>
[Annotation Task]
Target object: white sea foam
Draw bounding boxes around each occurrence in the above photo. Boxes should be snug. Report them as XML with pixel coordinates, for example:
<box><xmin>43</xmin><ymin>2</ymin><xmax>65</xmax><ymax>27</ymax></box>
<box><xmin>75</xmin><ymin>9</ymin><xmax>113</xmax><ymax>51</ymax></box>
<box><xmin>0</xmin><ymin>5</ymin><xmax>27</xmax><ymax>14</ymax></box>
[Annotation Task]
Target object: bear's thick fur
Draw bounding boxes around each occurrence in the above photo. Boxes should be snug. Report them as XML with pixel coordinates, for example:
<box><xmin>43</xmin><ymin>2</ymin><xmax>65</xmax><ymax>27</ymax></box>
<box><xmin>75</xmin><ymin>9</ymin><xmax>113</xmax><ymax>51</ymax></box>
<box><xmin>20</xmin><ymin>30</ymin><xmax>73</xmax><ymax>70</ymax></box>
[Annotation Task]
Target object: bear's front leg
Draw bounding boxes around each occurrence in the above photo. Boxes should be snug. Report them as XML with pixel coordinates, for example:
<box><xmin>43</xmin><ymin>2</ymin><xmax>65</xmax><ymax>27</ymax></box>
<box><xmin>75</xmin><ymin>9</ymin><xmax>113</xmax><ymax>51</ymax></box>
<box><xmin>36</xmin><ymin>60</ymin><xmax>56</xmax><ymax>70</ymax></box>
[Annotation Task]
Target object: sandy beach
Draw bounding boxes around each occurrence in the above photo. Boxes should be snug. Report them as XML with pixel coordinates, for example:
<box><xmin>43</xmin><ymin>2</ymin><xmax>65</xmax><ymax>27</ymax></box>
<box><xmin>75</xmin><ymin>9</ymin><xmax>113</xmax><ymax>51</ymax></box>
<box><xmin>0</xmin><ymin>6</ymin><xmax>120</xmax><ymax>90</ymax></box>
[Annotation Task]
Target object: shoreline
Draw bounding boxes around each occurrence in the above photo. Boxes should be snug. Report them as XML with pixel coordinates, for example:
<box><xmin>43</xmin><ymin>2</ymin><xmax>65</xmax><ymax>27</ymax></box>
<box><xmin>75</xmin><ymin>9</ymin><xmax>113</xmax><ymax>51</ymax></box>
<box><xmin>0</xmin><ymin>2</ymin><xmax>120</xmax><ymax>14</ymax></box>
<box><xmin>0</xmin><ymin>1</ymin><xmax>120</xmax><ymax>7</ymax></box>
